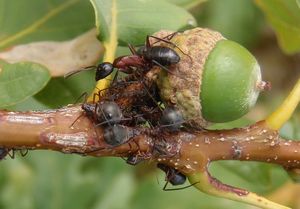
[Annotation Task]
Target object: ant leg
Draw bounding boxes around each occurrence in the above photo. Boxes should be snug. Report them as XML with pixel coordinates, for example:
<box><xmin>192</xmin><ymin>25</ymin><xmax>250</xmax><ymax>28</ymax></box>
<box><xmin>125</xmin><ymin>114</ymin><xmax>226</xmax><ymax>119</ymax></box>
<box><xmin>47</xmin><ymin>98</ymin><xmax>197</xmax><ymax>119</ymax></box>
<box><xmin>148</xmin><ymin>35</ymin><xmax>193</xmax><ymax>62</ymax></box>
<box><xmin>163</xmin><ymin>182</ymin><xmax>199</xmax><ymax>191</ymax></box>
<box><xmin>93</xmin><ymin>91</ymin><xmax>99</xmax><ymax>104</ymax></box>
<box><xmin>64</xmin><ymin>65</ymin><xmax>96</xmax><ymax>79</ymax></box>
<box><xmin>162</xmin><ymin>181</ymin><xmax>170</xmax><ymax>191</ymax></box>
<box><xmin>131</xmin><ymin>71</ymin><xmax>163</xmax><ymax>112</ymax></box>
<box><xmin>111</xmin><ymin>70</ymin><xmax>119</xmax><ymax>85</ymax></box>
<box><xmin>128</xmin><ymin>44</ymin><xmax>138</xmax><ymax>55</ymax></box>
<box><xmin>8</xmin><ymin>149</ymin><xmax>15</xmax><ymax>159</ymax></box>
<box><xmin>70</xmin><ymin>113</ymin><xmax>84</xmax><ymax>128</ymax></box>
<box><xmin>75</xmin><ymin>92</ymin><xmax>88</xmax><ymax>104</ymax></box>
<box><xmin>20</xmin><ymin>149</ymin><xmax>29</xmax><ymax>157</ymax></box>
<box><xmin>151</xmin><ymin>60</ymin><xmax>187</xmax><ymax>81</ymax></box>
<box><xmin>149</xmin><ymin>32</ymin><xmax>179</xmax><ymax>45</ymax></box>
<box><xmin>146</xmin><ymin>33</ymin><xmax>179</xmax><ymax>48</ymax></box>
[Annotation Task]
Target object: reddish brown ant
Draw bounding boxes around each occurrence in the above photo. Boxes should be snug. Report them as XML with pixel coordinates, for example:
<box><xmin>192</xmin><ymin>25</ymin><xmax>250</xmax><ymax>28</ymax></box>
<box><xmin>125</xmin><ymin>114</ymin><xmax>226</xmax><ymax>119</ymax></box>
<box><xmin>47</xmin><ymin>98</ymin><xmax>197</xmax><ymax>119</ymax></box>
<box><xmin>64</xmin><ymin>32</ymin><xmax>190</xmax><ymax>82</ymax></box>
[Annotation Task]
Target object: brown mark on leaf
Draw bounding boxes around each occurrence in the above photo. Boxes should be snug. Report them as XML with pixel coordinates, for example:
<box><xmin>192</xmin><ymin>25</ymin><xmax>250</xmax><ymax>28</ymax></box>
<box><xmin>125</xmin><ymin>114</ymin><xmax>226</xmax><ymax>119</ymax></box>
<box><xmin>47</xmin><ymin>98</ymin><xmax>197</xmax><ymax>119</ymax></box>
<box><xmin>0</xmin><ymin>29</ymin><xmax>104</xmax><ymax>77</ymax></box>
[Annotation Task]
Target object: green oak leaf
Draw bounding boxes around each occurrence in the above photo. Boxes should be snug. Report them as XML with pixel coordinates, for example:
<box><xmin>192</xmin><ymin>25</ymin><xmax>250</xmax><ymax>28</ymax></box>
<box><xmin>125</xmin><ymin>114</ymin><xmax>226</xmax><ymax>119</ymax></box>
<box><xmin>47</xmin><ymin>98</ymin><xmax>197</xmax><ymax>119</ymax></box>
<box><xmin>0</xmin><ymin>29</ymin><xmax>103</xmax><ymax>77</ymax></box>
<box><xmin>34</xmin><ymin>72</ymin><xmax>95</xmax><ymax>108</ymax></box>
<box><xmin>0</xmin><ymin>60</ymin><xmax>50</xmax><ymax>107</ymax></box>
<box><xmin>165</xmin><ymin>0</ymin><xmax>207</xmax><ymax>10</ymax></box>
<box><xmin>90</xmin><ymin>0</ymin><xmax>196</xmax><ymax>46</ymax></box>
<box><xmin>256</xmin><ymin>0</ymin><xmax>300</xmax><ymax>54</ymax></box>
<box><xmin>197</xmin><ymin>0</ymin><xmax>263</xmax><ymax>47</ymax></box>
<box><xmin>0</xmin><ymin>0</ymin><xmax>94</xmax><ymax>50</ymax></box>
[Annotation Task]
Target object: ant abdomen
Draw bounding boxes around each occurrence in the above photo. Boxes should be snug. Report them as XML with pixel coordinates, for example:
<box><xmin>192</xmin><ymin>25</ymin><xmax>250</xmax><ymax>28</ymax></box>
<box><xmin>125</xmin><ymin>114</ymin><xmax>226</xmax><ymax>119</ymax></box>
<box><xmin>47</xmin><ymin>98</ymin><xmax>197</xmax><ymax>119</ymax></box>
<box><xmin>157</xmin><ymin>163</ymin><xmax>186</xmax><ymax>186</ymax></box>
<box><xmin>160</xmin><ymin>107</ymin><xmax>184</xmax><ymax>131</ymax></box>
<box><xmin>96</xmin><ymin>101</ymin><xmax>123</xmax><ymax>126</ymax></box>
<box><xmin>144</xmin><ymin>46</ymin><xmax>180</xmax><ymax>66</ymax></box>
<box><xmin>103</xmin><ymin>125</ymin><xmax>128</xmax><ymax>146</ymax></box>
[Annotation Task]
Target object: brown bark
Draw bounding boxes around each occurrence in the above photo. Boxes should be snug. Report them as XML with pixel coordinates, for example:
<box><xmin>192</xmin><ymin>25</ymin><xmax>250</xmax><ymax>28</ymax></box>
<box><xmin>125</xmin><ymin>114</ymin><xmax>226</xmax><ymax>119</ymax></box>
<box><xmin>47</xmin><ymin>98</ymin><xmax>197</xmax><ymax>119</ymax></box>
<box><xmin>1</xmin><ymin>106</ymin><xmax>299</xmax><ymax>175</ymax></box>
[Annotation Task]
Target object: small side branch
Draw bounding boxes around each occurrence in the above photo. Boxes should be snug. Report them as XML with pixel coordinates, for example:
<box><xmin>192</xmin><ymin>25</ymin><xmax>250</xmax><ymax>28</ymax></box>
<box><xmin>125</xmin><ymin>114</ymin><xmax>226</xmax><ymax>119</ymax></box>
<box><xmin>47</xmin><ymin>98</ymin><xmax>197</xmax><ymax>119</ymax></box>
<box><xmin>188</xmin><ymin>170</ymin><xmax>290</xmax><ymax>209</ymax></box>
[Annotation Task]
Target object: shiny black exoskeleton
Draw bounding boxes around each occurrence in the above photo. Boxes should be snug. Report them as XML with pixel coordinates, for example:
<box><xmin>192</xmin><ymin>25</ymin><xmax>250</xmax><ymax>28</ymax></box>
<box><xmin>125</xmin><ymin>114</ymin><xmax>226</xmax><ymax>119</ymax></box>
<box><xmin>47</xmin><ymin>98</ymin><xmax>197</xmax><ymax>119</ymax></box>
<box><xmin>157</xmin><ymin>163</ymin><xmax>186</xmax><ymax>186</ymax></box>
<box><xmin>103</xmin><ymin>125</ymin><xmax>128</xmax><ymax>146</ymax></box>
<box><xmin>96</xmin><ymin>101</ymin><xmax>123</xmax><ymax>126</ymax></box>
<box><xmin>137</xmin><ymin>45</ymin><xmax>180</xmax><ymax>67</ymax></box>
<box><xmin>95</xmin><ymin>62</ymin><xmax>114</xmax><ymax>81</ymax></box>
<box><xmin>82</xmin><ymin>101</ymin><xmax>122</xmax><ymax>126</ymax></box>
<box><xmin>65</xmin><ymin>33</ymin><xmax>183</xmax><ymax>82</ymax></box>
<box><xmin>160</xmin><ymin>107</ymin><xmax>184</xmax><ymax>131</ymax></box>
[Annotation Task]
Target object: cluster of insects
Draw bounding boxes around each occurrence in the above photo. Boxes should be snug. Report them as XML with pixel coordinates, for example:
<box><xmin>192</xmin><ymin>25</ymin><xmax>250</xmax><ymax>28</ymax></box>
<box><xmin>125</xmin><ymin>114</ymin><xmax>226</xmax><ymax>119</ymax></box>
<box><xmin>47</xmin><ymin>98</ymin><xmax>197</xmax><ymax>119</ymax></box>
<box><xmin>0</xmin><ymin>147</ymin><xmax>29</xmax><ymax>160</ymax></box>
<box><xmin>66</xmin><ymin>32</ymin><xmax>194</xmax><ymax>190</ymax></box>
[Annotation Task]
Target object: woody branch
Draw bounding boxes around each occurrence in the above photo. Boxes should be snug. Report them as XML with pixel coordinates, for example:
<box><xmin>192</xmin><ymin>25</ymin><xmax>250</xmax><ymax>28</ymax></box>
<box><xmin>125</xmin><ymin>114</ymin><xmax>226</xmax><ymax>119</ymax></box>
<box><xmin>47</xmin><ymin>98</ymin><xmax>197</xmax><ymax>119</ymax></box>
<box><xmin>0</xmin><ymin>106</ymin><xmax>299</xmax><ymax>173</ymax></box>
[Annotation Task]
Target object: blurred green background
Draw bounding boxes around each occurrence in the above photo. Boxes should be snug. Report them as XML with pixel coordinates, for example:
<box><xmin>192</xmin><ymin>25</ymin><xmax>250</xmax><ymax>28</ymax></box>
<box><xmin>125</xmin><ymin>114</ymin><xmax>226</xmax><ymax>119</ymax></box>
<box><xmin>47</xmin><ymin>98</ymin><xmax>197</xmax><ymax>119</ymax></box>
<box><xmin>1</xmin><ymin>0</ymin><xmax>300</xmax><ymax>208</ymax></box>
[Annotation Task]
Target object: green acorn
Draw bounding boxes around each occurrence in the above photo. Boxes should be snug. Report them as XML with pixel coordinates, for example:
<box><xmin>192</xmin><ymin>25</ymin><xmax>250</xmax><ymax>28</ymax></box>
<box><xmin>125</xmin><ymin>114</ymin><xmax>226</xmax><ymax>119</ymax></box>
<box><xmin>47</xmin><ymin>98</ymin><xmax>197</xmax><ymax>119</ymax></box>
<box><xmin>155</xmin><ymin>28</ymin><xmax>268</xmax><ymax>127</ymax></box>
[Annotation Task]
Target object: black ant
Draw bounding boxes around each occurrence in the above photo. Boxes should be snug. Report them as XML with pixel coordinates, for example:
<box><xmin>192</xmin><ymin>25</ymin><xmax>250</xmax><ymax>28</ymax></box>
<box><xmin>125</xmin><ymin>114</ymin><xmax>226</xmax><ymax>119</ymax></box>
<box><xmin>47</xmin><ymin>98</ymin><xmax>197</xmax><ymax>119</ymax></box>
<box><xmin>80</xmin><ymin>101</ymin><xmax>126</xmax><ymax>146</ymax></box>
<box><xmin>160</xmin><ymin>107</ymin><xmax>184</xmax><ymax>131</ymax></box>
<box><xmin>157</xmin><ymin>163</ymin><xmax>197</xmax><ymax>191</ymax></box>
<box><xmin>103</xmin><ymin>124</ymin><xmax>130</xmax><ymax>146</ymax></box>
<box><xmin>64</xmin><ymin>32</ymin><xmax>190</xmax><ymax>81</ymax></box>
<box><xmin>0</xmin><ymin>147</ymin><xmax>29</xmax><ymax>160</ymax></box>
<box><xmin>126</xmin><ymin>107</ymin><xmax>184</xmax><ymax>165</ymax></box>
<box><xmin>92</xmin><ymin>101</ymin><xmax>123</xmax><ymax>126</ymax></box>
<box><xmin>81</xmin><ymin>100</ymin><xmax>148</xmax><ymax>147</ymax></box>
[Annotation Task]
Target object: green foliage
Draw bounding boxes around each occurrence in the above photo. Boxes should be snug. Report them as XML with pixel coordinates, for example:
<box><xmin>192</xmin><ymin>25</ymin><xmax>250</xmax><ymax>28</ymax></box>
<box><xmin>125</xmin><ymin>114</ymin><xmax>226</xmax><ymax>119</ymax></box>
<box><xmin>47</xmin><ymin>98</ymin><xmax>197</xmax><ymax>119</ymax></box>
<box><xmin>166</xmin><ymin>0</ymin><xmax>207</xmax><ymax>9</ymax></box>
<box><xmin>196</xmin><ymin>0</ymin><xmax>263</xmax><ymax>47</ymax></box>
<box><xmin>0</xmin><ymin>0</ymin><xmax>95</xmax><ymax>109</ymax></box>
<box><xmin>255</xmin><ymin>0</ymin><xmax>300</xmax><ymax>54</ymax></box>
<box><xmin>35</xmin><ymin>72</ymin><xmax>95</xmax><ymax>108</ymax></box>
<box><xmin>0</xmin><ymin>61</ymin><xmax>50</xmax><ymax>107</ymax></box>
<box><xmin>0</xmin><ymin>0</ymin><xmax>94</xmax><ymax>50</ymax></box>
<box><xmin>90</xmin><ymin>0</ymin><xmax>196</xmax><ymax>45</ymax></box>
<box><xmin>0</xmin><ymin>0</ymin><xmax>299</xmax><ymax>209</ymax></box>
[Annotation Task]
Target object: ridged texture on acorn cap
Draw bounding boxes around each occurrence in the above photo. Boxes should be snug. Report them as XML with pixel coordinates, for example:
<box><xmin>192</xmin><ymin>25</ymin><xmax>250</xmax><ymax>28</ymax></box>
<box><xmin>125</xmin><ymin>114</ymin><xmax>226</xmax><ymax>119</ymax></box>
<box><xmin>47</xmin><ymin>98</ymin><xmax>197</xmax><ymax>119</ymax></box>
<box><xmin>155</xmin><ymin>28</ymin><xmax>225</xmax><ymax>127</ymax></box>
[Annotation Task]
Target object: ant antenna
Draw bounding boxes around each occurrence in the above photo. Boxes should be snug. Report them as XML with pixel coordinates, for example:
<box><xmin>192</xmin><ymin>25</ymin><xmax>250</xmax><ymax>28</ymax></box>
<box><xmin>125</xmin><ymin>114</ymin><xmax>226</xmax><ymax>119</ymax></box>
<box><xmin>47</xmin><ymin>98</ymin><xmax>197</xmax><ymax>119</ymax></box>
<box><xmin>128</xmin><ymin>44</ymin><xmax>138</xmax><ymax>55</ymax></box>
<box><xmin>64</xmin><ymin>66</ymin><xmax>96</xmax><ymax>79</ymax></box>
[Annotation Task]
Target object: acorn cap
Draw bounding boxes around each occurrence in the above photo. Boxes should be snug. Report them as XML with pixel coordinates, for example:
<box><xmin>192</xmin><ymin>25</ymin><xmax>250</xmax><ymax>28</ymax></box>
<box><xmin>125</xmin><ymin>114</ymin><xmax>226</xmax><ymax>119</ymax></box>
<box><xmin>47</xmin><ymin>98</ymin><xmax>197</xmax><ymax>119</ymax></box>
<box><xmin>154</xmin><ymin>28</ymin><xmax>263</xmax><ymax>128</ymax></box>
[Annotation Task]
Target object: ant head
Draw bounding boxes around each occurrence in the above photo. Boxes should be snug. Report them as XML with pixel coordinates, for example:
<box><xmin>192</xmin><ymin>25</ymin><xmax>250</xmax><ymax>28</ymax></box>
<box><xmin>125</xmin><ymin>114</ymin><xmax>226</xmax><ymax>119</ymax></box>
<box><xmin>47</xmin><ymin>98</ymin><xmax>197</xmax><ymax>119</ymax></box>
<box><xmin>96</xmin><ymin>101</ymin><xmax>123</xmax><ymax>125</ymax></box>
<box><xmin>160</xmin><ymin>107</ymin><xmax>184</xmax><ymax>131</ymax></box>
<box><xmin>82</xmin><ymin>103</ymin><xmax>96</xmax><ymax>118</ymax></box>
<box><xmin>95</xmin><ymin>62</ymin><xmax>114</xmax><ymax>81</ymax></box>
<box><xmin>103</xmin><ymin>125</ymin><xmax>128</xmax><ymax>146</ymax></box>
